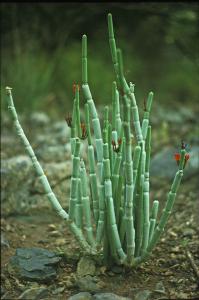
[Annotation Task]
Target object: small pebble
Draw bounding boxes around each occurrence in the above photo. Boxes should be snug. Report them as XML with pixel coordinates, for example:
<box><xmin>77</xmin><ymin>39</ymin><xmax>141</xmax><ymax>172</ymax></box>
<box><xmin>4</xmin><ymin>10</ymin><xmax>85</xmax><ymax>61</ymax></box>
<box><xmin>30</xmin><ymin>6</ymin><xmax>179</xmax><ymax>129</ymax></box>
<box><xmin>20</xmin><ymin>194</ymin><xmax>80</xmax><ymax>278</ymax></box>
<box><xmin>48</xmin><ymin>224</ymin><xmax>56</xmax><ymax>231</ymax></box>
<box><xmin>48</xmin><ymin>230</ymin><xmax>62</xmax><ymax>237</ymax></box>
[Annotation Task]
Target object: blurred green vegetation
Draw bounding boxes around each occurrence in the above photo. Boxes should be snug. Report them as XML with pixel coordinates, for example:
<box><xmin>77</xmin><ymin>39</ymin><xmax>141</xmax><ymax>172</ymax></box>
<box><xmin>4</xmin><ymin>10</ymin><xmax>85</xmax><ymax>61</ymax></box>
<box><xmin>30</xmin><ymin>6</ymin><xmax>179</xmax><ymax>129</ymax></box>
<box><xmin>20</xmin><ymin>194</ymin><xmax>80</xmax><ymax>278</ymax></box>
<box><xmin>1</xmin><ymin>3</ymin><xmax>199</xmax><ymax>118</ymax></box>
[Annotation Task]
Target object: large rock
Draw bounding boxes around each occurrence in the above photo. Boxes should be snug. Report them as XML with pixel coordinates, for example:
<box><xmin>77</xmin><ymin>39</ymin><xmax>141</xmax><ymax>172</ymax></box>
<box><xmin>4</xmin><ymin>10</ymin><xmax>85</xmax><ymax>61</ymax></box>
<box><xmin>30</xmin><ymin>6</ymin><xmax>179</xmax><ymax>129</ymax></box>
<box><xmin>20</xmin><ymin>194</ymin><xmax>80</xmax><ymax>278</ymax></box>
<box><xmin>77</xmin><ymin>256</ymin><xmax>96</xmax><ymax>277</ymax></box>
<box><xmin>1</xmin><ymin>155</ymin><xmax>72</xmax><ymax>215</ymax></box>
<box><xmin>151</xmin><ymin>106</ymin><xmax>197</xmax><ymax>126</ymax></box>
<box><xmin>68</xmin><ymin>292</ymin><xmax>92</xmax><ymax>300</ymax></box>
<box><xmin>1</xmin><ymin>156</ymin><xmax>34</xmax><ymax>215</ymax></box>
<box><xmin>35</xmin><ymin>144</ymin><xmax>71</xmax><ymax>162</ymax></box>
<box><xmin>93</xmin><ymin>293</ymin><xmax>131</xmax><ymax>300</ymax></box>
<box><xmin>8</xmin><ymin>248</ymin><xmax>62</xmax><ymax>283</ymax></box>
<box><xmin>75</xmin><ymin>275</ymin><xmax>101</xmax><ymax>293</ymax></box>
<box><xmin>29</xmin><ymin>112</ymin><xmax>50</xmax><ymax>127</ymax></box>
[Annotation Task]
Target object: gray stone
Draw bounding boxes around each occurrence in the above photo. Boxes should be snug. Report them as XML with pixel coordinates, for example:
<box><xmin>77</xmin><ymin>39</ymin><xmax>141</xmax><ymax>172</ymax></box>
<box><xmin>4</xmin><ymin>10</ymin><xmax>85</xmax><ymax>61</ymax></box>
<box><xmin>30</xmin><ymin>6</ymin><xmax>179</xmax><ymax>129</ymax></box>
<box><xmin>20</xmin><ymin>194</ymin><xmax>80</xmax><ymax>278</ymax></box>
<box><xmin>8</xmin><ymin>248</ymin><xmax>62</xmax><ymax>283</ymax></box>
<box><xmin>18</xmin><ymin>287</ymin><xmax>49</xmax><ymax>299</ymax></box>
<box><xmin>77</xmin><ymin>256</ymin><xmax>96</xmax><ymax>277</ymax></box>
<box><xmin>52</xmin><ymin>121</ymin><xmax>71</xmax><ymax>141</ymax></box>
<box><xmin>93</xmin><ymin>293</ymin><xmax>131</xmax><ymax>300</ymax></box>
<box><xmin>134</xmin><ymin>290</ymin><xmax>151</xmax><ymax>300</ymax></box>
<box><xmin>154</xmin><ymin>281</ymin><xmax>166</xmax><ymax>294</ymax></box>
<box><xmin>68</xmin><ymin>292</ymin><xmax>92</xmax><ymax>300</ymax></box>
<box><xmin>29</xmin><ymin>112</ymin><xmax>50</xmax><ymax>127</ymax></box>
<box><xmin>182</xmin><ymin>228</ymin><xmax>196</xmax><ymax>237</ymax></box>
<box><xmin>35</xmin><ymin>144</ymin><xmax>70</xmax><ymax>163</ymax></box>
<box><xmin>151</xmin><ymin>106</ymin><xmax>196</xmax><ymax>125</ymax></box>
<box><xmin>1</xmin><ymin>155</ymin><xmax>34</xmax><ymax>215</ymax></box>
<box><xmin>1</xmin><ymin>286</ymin><xmax>5</xmax><ymax>296</ymax></box>
<box><xmin>1</xmin><ymin>155</ymin><xmax>72</xmax><ymax>215</ymax></box>
<box><xmin>52</xmin><ymin>286</ymin><xmax>65</xmax><ymax>295</ymax></box>
<box><xmin>1</xmin><ymin>233</ymin><xmax>10</xmax><ymax>248</ymax></box>
<box><xmin>32</xmin><ymin>161</ymin><xmax>72</xmax><ymax>193</ymax></box>
<box><xmin>61</xmin><ymin>249</ymin><xmax>80</xmax><ymax>264</ymax></box>
<box><xmin>76</xmin><ymin>275</ymin><xmax>100</xmax><ymax>293</ymax></box>
<box><xmin>111</xmin><ymin>265</ymin><xmax>124</xmax><ymax>274</ymax></box>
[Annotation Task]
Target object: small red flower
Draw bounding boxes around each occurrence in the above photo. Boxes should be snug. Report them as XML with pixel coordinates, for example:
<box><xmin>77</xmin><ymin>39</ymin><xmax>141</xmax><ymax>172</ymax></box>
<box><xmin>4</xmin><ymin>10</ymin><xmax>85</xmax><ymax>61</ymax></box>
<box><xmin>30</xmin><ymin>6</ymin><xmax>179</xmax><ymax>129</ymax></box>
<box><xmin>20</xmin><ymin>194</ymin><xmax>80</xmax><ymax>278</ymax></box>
<box><xmin>174</xmin><ymin>153</ymin><xmax>181</xmax><ymax>165</ymax></box>
<box><xmin>174</xmin><ymin>152</ymin><xmax>190</xmax><ymax>168</ymax></box>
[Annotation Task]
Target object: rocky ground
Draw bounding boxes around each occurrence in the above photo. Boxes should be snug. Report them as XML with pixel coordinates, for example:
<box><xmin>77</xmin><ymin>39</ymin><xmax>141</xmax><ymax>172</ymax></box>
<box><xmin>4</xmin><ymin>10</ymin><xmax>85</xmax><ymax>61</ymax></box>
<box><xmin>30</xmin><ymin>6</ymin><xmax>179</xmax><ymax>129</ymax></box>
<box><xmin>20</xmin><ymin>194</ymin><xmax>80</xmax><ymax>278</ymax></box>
<box><xmin>1</xmin><ymin>105</ymin><xmax>199</xmax><ymax>300</ymax></box>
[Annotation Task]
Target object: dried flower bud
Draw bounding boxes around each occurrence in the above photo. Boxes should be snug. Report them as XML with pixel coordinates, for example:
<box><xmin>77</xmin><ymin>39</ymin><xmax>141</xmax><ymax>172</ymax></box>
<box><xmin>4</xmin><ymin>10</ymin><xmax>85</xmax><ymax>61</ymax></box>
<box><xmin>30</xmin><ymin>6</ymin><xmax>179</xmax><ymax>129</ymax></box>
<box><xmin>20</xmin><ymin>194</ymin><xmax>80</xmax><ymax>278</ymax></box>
<box><xmin>73</xmin><ymin>84</ymin><xmax>80</xmax><ymax>94</ymax></box>
<box><xmin>65</xmin><ymin>114</ymin><xmax>72</xmax><ymax>127</ymax></box>
<box><xmin>80</xmin><ymin>122</ymin><xmax>87</xmax><ymax>139</ymax></box>
<box><xmin>143</xmin><ymin>98</ymin><xmax>147</xmax><ymax>112</ymax></box>
<box><xmin>112</xmin><ymin>139</ymin><xmax>121</xmax><ymax>153</ymax></box>
<box><xmin>118</xmin><ymin>138</ymin><xmax>122</xmax><ymax>145</ymax></box>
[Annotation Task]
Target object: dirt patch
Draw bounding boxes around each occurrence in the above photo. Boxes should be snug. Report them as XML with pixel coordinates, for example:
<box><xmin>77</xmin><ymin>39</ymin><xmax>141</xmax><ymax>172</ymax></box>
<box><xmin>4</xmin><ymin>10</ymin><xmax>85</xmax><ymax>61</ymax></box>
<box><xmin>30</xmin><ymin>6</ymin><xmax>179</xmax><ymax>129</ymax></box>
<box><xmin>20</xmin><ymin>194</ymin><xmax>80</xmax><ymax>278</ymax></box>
<box><xmin>1</xmin><ymin>176</ymin><xmax>199</xmax><ymax>299</ymax></box>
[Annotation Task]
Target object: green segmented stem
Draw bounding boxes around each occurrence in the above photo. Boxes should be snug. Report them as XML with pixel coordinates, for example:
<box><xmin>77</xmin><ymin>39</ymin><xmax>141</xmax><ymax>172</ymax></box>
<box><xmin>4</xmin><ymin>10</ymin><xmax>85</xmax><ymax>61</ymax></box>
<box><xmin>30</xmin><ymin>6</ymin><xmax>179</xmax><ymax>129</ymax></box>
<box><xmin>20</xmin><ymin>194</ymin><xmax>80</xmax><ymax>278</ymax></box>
<box><xmin>141</xmin><ymin>92</ymin><xmax>153</xmax><ymax>140</ymax></box>
<box><xmin>145</xmin><ymin>126</ymin><xmax>151</xmax><ymax>176</ymax></box>
<box><xmin>81</xmin><ymin>34</ymin><xmax>103</xmax><ymax>181</ymax></box>
<box><xmin>69</xmin><ymin>138</ymin><xmax>81</xmax><ymax>220</ymax></box>
<box><xmin>108</xmin><ymin>123</ymin><xmax>113</xmax><ymax>173</ymax></box>
<box><xmin>112</xmin><ymin>138</ymin><xmax>124</xmax><ymax>207</ymax></box>
<box><xmin>131</xmin><ymin>102</ymin><xmax>143</xmax><ymax>143</ymax></box>
<box><xmin>122</xmin><ymin>95</ymin><xmax>135</xmax><ymax>262</ymax></box>
<box><xmin>85</xmin><ymin>103</ymin><xmax>92</xmax><ymax>145</ymax></box>
<box><xmin>115</xmin><ymin>175</ymin><xmax>124</xmax><ymax>225</ymax></box>
<box><xmin>96</xmin><ymin>181</ymin><xmax>105</xmax><ymax>246</ymax></box>
<box><xmin>134</xmin><ymin>143</ymin><xmax>146</xmax><ymax>257</ymax></box>
<box><xmin>112</xmin><ymin>82</ymin><xmax>117</xmax><ymax>130</ymax></box>
<box><xmin>143</xmin><ymin>149</ymin><xmax>186</xmax><ymax>259</ymax></box>
<box><xmin>82</xmin><ymin>35</ymin><xmax>88</xmax><ymax>84</ymax></box>
<box><xmin>75</xmin><ymin>85</ymin><xmax>82</xmax><ymax>138</ymax></box>
<box><xmin>80</xmin><ymin>160</ymin><xmax>95</xmax><ymax>246</ymax></box>
<box><xmin>133</xmin><ymin>145</ymin><xmax>142</xmax><ymax>187</ymax></box>
<box><xmin>108</xmin><ymin>13</ymin><xmax>120</xmax><ymax>85</ymax></box>
<box><xmin>111</xmin><ymin>129</ymin><xmax>118</xmax><ymax>164</ymax></box>
<box><xmin>75</xmin><ymin>179</ymin><xmax>83</xmax><ymax>229</ymax></box>
<box><xmin>143</xmin><ymin>92</ymin><xmax>153</xmax><ymax>121</ymax></box>
<box><xmin>103</xmin><ymin>142</ymin><xmax>126</xmax><ymax>262</ymax></box>
<box><xmin>117</xmin><ymin>49</ymin><xmax>129</xmax><ymax>93</ymax></box>
<box><xmin>70</xmin><ymin>94</ymin><xmax>78</xmax><ymax>154</ymax></box>
<box><xmin>113</xmin><ymin>82</ymin><xmax>122</xmax><ymax>135</ymax></box>
<box><xmin>112</xmin><ymin>153</ymin><xmax>122</xmax><ymax>221</ymax></box>
<box><xmin>140</xmin><ymin>125</ymin><xmax>151</xmax><ymax>254</ymax></box>
<box><xmin>88</xmin><ymin>144</ymin><xmax>99</xmax><ymax>224</ymax></box>
<box><xmin>5</xmin><ymin>87</ymin><xmax>91</xmax><ymax>253</ymax></box>
<box><xmin>116</xmin><ymin>49</ymin><xmax>143</xmax><ymax>143</ymax></box>
<box><xmin>149</xmin><ymin>200</ymin><xmax>159</xmax><ymax>242</ymax></box>
<box><xmin>141</xmin><ymin>180</ymin><xmax>150</xmax><ymax>254</ymax></box>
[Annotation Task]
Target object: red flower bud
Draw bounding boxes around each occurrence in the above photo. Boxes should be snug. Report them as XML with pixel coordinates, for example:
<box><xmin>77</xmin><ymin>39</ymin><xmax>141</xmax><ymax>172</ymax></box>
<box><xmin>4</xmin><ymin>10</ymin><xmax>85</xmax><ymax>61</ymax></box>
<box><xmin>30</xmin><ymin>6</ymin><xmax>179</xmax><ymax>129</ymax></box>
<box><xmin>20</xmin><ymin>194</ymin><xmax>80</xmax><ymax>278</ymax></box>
<box><xmin>174</xmin><ymin>153</ymin><xmax>181</xmax><ymax>163</ymax></box>
<box><xmin>174</xmin><ymin>152</ymin><xmax>190</xmax><ymax>168</ymax></box>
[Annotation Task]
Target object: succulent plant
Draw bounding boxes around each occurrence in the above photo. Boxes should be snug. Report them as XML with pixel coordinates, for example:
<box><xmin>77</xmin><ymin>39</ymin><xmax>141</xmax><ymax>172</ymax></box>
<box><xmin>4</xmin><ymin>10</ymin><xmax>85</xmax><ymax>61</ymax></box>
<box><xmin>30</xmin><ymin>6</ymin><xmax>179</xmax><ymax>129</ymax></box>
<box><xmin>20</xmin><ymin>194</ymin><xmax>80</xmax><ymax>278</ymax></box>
<box><xmin>5</xmin><ymin>13</ymin><xmax>189</xmax><ymax>267</ymax></box>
